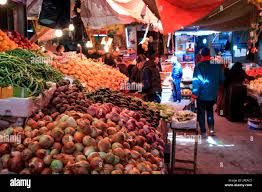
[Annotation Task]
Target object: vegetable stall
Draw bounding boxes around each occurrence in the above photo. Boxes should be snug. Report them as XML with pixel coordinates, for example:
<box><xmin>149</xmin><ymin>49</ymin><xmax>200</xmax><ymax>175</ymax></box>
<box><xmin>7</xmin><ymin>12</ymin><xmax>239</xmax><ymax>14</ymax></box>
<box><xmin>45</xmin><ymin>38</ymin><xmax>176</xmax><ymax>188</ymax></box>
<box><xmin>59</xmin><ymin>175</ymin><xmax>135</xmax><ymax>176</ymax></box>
<box><xmin>0</xmin><ymin>29</ymin><xmax>177</xmax><ymax>174</ymax></box>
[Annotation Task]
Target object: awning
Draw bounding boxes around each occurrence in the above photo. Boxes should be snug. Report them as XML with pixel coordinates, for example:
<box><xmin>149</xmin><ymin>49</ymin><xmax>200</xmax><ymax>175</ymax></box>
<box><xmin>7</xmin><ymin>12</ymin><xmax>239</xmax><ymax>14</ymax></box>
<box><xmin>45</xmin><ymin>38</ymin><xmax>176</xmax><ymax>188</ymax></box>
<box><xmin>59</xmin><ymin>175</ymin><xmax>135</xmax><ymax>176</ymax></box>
<box><xmin>106</xmin><ymin>0</ymin><xmax>162</xmax><ymax>31</ymax></box>
<box><xmin>81</xmin><ymin>0</ymin><xmax>136</xmax><ymax>29</ymax></box>
<box><xmin>193</xmin><ymin>0</ymin><xmax>257</xmax><ymax>31</ymax></box>
<box><xmin>142</xmin><ymin>0</ymin><xmax>160</xmax><ymax>19</ymax></box>
<box><xmin>156</xmin><ymin>0</ymin><xmax>224</xmax><ymax>34</ymax></box>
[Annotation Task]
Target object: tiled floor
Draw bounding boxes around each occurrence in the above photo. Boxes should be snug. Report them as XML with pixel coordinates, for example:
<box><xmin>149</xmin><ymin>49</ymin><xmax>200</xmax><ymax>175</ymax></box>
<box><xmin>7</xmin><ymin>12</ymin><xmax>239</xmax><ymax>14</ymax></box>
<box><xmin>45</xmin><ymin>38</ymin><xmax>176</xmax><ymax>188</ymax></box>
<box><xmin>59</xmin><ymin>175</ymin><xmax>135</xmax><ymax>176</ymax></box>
<box><xmin>164</xmin><ymin>91</ymin><xmax>262</xmax><ymax>174</ymax></box>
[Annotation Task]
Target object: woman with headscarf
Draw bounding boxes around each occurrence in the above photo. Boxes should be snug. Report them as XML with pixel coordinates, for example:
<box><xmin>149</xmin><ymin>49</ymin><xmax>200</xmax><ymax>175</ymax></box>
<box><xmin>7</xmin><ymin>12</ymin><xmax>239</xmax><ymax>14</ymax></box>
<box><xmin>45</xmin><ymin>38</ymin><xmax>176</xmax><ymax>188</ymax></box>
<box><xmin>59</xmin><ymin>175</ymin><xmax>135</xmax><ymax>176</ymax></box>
<box><xmin>223</xmin><ymin>62</ymin><xmax>254</xmax><ymax>121</ymax></box>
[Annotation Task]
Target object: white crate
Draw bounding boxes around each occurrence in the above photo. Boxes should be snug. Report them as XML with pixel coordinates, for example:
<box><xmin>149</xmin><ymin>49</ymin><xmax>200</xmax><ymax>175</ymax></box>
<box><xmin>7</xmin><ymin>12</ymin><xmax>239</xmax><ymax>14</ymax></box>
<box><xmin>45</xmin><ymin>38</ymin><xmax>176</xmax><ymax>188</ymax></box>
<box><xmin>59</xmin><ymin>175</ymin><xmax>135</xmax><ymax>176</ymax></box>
<box><xmin>0</xmin><ymin>83</ymin><xmax>56</xmax><ymax>117</ymax></box>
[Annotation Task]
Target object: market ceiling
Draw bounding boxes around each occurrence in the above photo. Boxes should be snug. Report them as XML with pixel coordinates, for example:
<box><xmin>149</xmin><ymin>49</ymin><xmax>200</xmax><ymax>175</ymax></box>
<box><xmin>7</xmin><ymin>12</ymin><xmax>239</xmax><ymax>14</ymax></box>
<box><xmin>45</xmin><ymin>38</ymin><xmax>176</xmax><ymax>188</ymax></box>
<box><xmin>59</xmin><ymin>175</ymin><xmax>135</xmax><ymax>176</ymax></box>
<box><xmin>27</xmin><ymin>0</ymin><xmax>256</xmax><ymax>35</ymax></box>
<box><xmin>154</xmin><ymin>0</ymin><xmax>225</xmax><ymax>34</ymax></box>
<box><xmin>193</xmin><ymin>0</ymin><xmax>257</xmax><ymax>31</ymax></box>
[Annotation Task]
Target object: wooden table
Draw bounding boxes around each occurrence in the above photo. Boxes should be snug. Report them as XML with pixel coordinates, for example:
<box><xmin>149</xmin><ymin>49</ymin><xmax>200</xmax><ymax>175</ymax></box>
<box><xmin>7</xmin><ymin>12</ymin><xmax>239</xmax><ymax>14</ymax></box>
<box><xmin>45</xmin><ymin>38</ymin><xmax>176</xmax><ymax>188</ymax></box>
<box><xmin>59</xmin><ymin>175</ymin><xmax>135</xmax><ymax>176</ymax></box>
<box><xmin>170</xmin><ymin>126</ymin><xmax>199</xmax><ymax>174</ymax></box>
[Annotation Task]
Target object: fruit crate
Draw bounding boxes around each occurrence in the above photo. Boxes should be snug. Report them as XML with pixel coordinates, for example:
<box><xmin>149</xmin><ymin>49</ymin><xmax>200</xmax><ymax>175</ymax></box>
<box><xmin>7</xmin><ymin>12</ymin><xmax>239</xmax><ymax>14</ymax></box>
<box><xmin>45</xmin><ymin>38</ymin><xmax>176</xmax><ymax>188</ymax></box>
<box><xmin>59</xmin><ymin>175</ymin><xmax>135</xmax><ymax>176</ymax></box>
<box><xmin>0</xmin><ymin>83</ymin><xmax>56</xmax><ymax>117</ymax></box>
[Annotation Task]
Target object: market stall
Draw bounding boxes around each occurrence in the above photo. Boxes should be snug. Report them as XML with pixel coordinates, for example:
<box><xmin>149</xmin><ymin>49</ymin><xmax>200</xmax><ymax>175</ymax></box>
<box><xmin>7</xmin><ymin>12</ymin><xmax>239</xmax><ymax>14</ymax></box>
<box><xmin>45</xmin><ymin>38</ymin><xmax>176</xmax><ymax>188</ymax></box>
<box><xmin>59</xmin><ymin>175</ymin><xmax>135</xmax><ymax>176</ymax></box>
<box><xmin>0</xmin><ymin>25</ymin><xmax>176</xmax><ymax>174</ymax></box>
<box><xmin>1</xmin><ymin>0</ymin><xmax>261</xmax><ymax>178</ymax></box>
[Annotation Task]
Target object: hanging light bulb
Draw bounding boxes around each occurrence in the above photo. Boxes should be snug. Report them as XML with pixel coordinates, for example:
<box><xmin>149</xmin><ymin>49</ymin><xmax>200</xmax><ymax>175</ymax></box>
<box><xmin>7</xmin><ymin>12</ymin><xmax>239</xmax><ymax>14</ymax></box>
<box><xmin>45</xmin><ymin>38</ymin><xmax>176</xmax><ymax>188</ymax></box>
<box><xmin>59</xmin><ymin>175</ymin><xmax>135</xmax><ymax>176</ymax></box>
<box><xmin>69</xmin><ymin>24</ymin><xmax>75</xmax><ymax>31</ymax></box>
<box><xmin>0</xmin><ymin>0</ymin><xmax>7</xmax><ymax>5</ymax></box>
<box><xmin>86</xmin><ymin>41</ymin><xmax>93</xmax><ymax>48</ymax></box>
<box><xmin>41</xmin><ymin>46</ymin><xmax>45</xmax><ymax>52</ymax></box>
<box><xmin>104</xmin><ymin>45</ymin><xmax>109</xmax><ymax>53</ymax></box>
<box><xmin>55</xmin><ymin>29</ymin><xmax>63</xmax><ymax>38</ymax></box>
<box><xmin>203</xmin><ymin>38</ymin><xmax>207</xmax><ymax>44</ymax></box>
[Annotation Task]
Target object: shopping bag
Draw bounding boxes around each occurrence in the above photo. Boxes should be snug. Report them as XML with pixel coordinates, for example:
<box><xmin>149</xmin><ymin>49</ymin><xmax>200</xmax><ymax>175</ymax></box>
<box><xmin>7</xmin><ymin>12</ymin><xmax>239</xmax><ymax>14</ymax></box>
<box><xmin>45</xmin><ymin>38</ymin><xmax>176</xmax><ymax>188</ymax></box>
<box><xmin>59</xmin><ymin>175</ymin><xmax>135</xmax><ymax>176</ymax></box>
<box><xmin>39</xmin><ymin>0</ymin><xmax>70</xmax><ymax>29</ymax></box>
<box><xmin>183</xmin><ymin>101</ymin><xmax>197</xmax><ymax>113</ymax></box>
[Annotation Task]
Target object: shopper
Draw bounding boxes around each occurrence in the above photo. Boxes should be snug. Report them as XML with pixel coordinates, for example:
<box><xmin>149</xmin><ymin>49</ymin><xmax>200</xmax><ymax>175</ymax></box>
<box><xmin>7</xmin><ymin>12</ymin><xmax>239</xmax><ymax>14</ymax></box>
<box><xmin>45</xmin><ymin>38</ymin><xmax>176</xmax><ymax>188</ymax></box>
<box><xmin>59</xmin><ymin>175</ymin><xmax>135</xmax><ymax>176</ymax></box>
<box><xmin>195</xmin><ymin>49</ymin><xmax>202</xmax><ymax>64</ymax></box>
<box><xmin>142</xmin><ymin>55</ymin><xmax>162</xmax><ymax>103</ymax></box>
<box><xmin>223</xmin><ymin>62</ymin><xmax>254</xmax><ymax>121</ymax></box>
<box><xmin>127</xmin><ymin>64</ymin><xmax>136</xmax><ymax>81</ymax></box>
<box><xmin>154</xmin><ymin>55</ymin><xmax>162</xmax><ymax>72</ymax></box>
<box><xmin>55</xmin><ymin>45</ymin><xmax>65</xmax><ymax>56</ymax></box>
<box><xmin>171</xmin><ymin>55</ymin><xmax>183</xmax><ymax>103</ymax></box>
<box><xmin>104</xmin><ymin>53</ymin><xmax>116</xmax><ymax>67</ymax></box>
<box><xmin>115</xmin><ymin>57</ymin><xmax>128</xmax><ymax>76</ymax></box>
<box><xmin>191</xmin><ymin>47</ymin><xmax>224</xmax><ymax>138</ymax></box>
<box><xmin>216</xmin><ymin>63</ymin><xmax>229</xmax><ymax>115</ymax></box>
<box><xmin>130</xmin><ymin>54</ymin><xmax>147</xmax><ymax>83</ymax></box>
<box><xmin>225</xmin><ymin>62</ymin><xmax>254</xmax><ymax>86</ymax></box>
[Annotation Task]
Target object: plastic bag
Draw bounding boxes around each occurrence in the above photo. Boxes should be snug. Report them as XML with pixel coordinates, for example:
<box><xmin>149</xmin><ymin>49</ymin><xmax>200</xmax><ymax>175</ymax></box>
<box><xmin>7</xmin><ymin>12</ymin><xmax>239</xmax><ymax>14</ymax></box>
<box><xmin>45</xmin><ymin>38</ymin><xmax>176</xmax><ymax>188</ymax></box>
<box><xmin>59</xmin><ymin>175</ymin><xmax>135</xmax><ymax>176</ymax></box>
<box><xmin>183</xmin><ymin>101</ymin><xmax>197</xmax><ymax>113</ymax></box>
<box><xmin>39</xmin><ymin>0</ymin><xmax>70</xmax><ymax>29</ymax></box>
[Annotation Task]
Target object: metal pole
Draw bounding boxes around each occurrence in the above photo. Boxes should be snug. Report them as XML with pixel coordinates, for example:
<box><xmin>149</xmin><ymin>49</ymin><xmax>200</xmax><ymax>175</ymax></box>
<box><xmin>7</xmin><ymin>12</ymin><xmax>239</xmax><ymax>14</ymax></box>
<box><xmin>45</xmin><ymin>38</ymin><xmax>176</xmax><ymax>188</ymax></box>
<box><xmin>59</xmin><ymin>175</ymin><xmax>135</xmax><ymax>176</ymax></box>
<box><xmin>171</xmin><ymin>129</ymin><xmax>176</xmax><ymax>174</ymax></box>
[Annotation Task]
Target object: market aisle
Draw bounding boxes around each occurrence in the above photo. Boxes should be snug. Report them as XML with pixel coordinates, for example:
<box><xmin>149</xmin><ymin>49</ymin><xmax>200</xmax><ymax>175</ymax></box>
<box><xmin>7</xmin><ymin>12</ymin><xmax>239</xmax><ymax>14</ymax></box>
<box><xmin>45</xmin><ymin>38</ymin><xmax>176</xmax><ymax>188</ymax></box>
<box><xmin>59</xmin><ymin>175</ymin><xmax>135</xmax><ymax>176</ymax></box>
<box><xmin>168</xmin><ymin>114</ymin><xmax>262</xmax><ymax>174</ymax></box>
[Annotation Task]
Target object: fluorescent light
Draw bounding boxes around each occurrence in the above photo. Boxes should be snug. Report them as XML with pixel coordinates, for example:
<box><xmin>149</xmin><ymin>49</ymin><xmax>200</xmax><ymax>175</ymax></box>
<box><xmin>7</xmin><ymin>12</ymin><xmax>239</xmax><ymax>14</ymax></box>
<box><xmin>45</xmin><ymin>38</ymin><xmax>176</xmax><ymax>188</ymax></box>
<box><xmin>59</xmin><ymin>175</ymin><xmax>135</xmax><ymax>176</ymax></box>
<box><xmin>175</xmin><ymin>30</ymin><xmax>219</xmax><ymax>36</ymax></box>
<box><xmin>54</xmin><ymin>29</ymin><xmax>63</xmax><ymax>38</ymax></box>
<box><xmin>0</xmin><ymin>0</ymin><xmax>7</xmax><ymax>5</ymax></box>
<box><xmin>167</xmin><ymin>33</ymin><xmax>171</xmax><ymax>47</ymax></box>
<box><xmin>93</xmin><ymin>34</ymin><xmax>107</xmax><ymax>37</ymax></box>
<box><xmin>125</xmin><ymin>27</ymin><xmax>130</xmax><ymax>48</ymax></box>
<box><xmin>69</xmin><ymin>24</ymin><xmax>75</xmax><ymax>31</ymax></box>
<box><xmin>104</xmin><ymin>45</ymin><xmax>109</xmax><ymax>53</ymax></box>
<box><xmin>86</xmin><ymin>41</ymin><xmax>93</xmax><ymax>48</ymax></box>
<box><xmin>27</xmin><ymin>29</ymin><xmax>34</xmax><ymax>32</ymax></box>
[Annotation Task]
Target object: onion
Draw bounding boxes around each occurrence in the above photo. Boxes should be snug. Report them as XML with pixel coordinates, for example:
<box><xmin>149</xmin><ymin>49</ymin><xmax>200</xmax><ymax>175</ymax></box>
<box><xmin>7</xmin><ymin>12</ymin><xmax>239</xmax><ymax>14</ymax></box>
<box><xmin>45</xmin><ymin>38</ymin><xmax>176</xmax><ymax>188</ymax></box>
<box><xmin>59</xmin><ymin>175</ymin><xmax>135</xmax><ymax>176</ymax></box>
<box><xmin>36</xmin><ymin>149</ymin><xmax>49</xmax><ymax>159</ymax></box>
<box><xmin>43</xmin><ymin>155</ymin><xmax>52</xmax><ymax>166</ymax></box>
<box><xmin>28</xmin><ymin>141</ymin><xmax>40</xmax><ymax>155</ymax></box>
<box><xmin>1</xmin><ymin>154</ymin><xmax>10</xmax><ymax>169</ymax></box>
<box><xmin>29</xmin><ymin>157</ymin><xmax>44</xmax><ymax>174</ymax></box>
<box><xmin>71</xmin><ymin>161</ymin><xmax>90</xmax><ymax>174</ymax></box>
<box><xmin>39</xmin><ymin>135</ymin><xmax>54</xmax><ymax>149</ymax></box>
<box><xmin>62</xmin><ymin>141</ymin><xmax>76</xmax><ymax>154</ymax></box>
<box><xmin>20</xmin><ymin>168</ymin><xmax>31</xmax><ymax>174</ymax></box>
<box><xmin>22</xmin><ymin>149</ymin><xmax>33</xmax><ymax>161</ymax></box>
<box><xmin>8</xmin><ymin>155</ymin><xmax>24</xmax><ymax>173</ymax></box>
<box><xmin>41</xmin><ymin>168</ymin><xmax>52</xmax><ymax>174</ymax></box>
<box><xmin>51</xmin><ymin>159</ymin><xmax>64</xmax><ymax>173</ymax></box>
<box><xmin>0</xmin><ymin>143</ymin><xmax>10</xmax><ymax>155</ymax></box>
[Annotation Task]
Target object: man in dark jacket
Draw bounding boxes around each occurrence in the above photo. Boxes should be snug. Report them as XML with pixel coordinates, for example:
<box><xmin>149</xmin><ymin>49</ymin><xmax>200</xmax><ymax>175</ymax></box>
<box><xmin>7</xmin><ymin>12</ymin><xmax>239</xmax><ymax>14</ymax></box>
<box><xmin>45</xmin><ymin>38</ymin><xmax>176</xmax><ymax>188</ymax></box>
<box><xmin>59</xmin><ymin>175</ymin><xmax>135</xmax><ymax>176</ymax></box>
<box><xmin>130</xmin><ymin>54</ymin><xmax>147</xmax><ymax>83</ymax></box>
<box><xmin>142</xmin><ymin>57</ymin><xmax>162</xmax><ymax>103</ymax></box>
<box><xmin>171</xmin><ymin>56</ymin><xmax>183</xmax><ymax>103</ymax></box>
<box><xmin>154</xmin><ymin>55</ymin><xmax>162</xmax><ymax>72</ymax></box>
<box><xmin>104</xmin><ymin>53</ymin><xmax>116</xmax><ymax>67</ymax></box>
<box><xmin>115</xmin><ymin>57</ymin><xmax>128</xmax><ymax>76</ymax></box>
<box><xmin>192</xmin><ymin>47</ymin><xmax>224</xmax><ymax>138</ymax></box>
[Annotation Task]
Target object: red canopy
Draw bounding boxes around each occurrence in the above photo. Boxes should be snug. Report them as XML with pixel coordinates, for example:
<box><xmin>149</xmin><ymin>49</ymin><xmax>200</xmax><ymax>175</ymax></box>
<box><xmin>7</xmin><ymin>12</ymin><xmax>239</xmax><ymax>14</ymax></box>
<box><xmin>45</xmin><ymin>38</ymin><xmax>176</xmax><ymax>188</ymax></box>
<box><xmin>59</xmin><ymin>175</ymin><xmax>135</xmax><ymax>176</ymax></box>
<box><xmin>156</xmin><ymin>0</ymin><xmax>224</xmax><ymax>34</ymax></box>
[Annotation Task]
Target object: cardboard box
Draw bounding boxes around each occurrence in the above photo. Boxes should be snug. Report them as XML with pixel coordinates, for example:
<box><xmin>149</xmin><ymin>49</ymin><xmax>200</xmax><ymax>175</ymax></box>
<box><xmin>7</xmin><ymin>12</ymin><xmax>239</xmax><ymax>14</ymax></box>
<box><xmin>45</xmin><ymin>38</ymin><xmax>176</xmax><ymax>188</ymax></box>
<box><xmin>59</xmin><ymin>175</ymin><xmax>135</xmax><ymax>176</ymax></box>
<box><xmin>0</xmin><ymin>87</ymin><xmax>13</xmax><ymax>99</ymax></box>
<box><xmin>0</xmin><ymin>83</ymin><xmax>56</xmax><ymax>117</ymax></box>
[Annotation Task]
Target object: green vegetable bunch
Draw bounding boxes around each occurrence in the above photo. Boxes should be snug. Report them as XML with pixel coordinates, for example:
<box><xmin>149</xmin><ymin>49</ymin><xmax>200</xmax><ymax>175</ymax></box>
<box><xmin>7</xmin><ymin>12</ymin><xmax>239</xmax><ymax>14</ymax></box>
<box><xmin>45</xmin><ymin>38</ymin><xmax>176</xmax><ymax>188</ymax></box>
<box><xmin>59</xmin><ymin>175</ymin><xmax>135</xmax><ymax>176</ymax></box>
<box><xmin>0</xmin><ymin>51</ymin><xmax>63</xmax><ymax>97</ymax></box>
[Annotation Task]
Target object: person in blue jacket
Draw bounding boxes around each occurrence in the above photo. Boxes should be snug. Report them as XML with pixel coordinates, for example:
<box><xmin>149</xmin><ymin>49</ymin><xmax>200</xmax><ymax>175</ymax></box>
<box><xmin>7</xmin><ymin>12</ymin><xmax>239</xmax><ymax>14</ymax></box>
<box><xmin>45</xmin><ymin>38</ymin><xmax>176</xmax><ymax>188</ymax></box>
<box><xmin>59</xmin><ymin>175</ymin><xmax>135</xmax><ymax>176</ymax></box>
<box><xmin>191</xmin><ymin>47</ymin><xmax>224</xmax><ymax>138</ymax></box>
<box><xmin>171</xmin><ymin>56</ymin><xmax>183</xmax><ymax>103</ymax></box>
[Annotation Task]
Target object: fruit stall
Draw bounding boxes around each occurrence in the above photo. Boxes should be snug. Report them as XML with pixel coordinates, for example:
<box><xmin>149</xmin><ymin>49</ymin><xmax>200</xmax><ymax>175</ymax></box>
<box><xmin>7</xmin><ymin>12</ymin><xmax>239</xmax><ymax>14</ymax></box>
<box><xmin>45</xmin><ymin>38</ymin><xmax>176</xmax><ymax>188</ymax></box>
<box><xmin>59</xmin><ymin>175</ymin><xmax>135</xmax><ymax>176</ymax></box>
<box><xmin>243</xmin><ymin>65</ymin><xmax>262</xmax><ymax>130</ymax></box>
<box><xmin>0</xmin><ymin>25</ymin><xmax>180</xmax><ymax>174</ymax></box>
